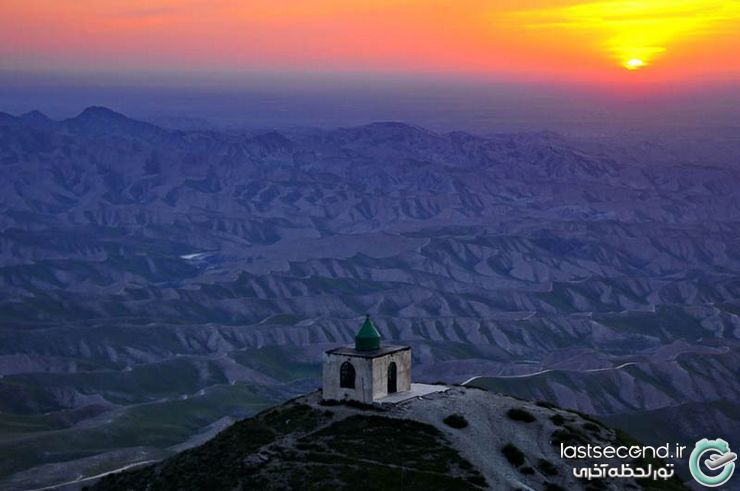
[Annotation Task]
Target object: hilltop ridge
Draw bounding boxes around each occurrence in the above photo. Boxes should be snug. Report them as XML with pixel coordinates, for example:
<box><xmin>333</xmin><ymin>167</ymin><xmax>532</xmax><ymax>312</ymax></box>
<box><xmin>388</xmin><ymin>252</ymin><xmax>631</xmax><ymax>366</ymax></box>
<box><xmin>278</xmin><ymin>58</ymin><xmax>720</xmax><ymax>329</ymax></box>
<box><xmin>90</xmin><ymin>387</ymin><xmax>687</xmax><ymax>491</ymax></box>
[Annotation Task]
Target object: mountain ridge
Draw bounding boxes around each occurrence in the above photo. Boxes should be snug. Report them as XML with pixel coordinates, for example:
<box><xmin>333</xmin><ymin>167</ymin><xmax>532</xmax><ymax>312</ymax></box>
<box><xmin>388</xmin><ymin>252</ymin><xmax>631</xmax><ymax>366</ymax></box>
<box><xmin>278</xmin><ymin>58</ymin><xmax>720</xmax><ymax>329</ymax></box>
<box><xmin>88</xmin><ymin>387</ymin><xmax>688</xmax><ymax>491</ymax></box>
<box><xmin>0</xmin><ymin>108</ymin><xmax>737</xmax><ymax>489</ymax></box>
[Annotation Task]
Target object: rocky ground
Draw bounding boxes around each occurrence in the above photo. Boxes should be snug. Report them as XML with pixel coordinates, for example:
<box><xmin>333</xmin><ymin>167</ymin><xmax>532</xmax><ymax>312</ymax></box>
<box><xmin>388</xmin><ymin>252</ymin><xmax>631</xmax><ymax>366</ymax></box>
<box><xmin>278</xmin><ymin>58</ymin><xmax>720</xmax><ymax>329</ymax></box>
<box><xmin>89</xmin><ymin>387</ymin><xmax>688</xmax><ymax>490</ymax></box>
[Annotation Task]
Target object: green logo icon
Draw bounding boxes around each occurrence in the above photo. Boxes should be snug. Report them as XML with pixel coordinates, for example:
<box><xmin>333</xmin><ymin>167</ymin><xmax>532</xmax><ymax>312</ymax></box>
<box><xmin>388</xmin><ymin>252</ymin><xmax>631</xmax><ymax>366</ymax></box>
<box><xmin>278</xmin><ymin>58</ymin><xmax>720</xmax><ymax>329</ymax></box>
<box><xmin>689</xmin><ymin>438</ymin><xmax>736</xmax><ymax>487</ymax></box>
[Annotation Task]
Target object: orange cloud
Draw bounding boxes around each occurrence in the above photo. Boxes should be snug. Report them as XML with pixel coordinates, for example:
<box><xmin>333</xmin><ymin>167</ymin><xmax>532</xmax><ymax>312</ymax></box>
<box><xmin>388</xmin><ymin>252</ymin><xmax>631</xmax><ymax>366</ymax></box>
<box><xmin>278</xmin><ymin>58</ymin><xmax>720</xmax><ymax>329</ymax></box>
<box><xmin>1</xmin><ymin>0</ymin><xmax>740</xmax><ymax>83</ymax></box>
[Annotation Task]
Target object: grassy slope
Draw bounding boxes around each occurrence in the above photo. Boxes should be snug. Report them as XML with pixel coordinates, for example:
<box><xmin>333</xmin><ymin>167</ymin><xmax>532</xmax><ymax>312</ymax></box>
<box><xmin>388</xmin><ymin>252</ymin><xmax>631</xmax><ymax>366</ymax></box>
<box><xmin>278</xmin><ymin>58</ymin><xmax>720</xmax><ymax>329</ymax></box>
<box><xmin>0</xmin><ymin>383</ymin><xmax>274</xmax><ymax>481</ymax></box>
<box><xmin>90</xmin><ymin>401</ymin><xmax>486</xmax><ymax>491</ymax></box>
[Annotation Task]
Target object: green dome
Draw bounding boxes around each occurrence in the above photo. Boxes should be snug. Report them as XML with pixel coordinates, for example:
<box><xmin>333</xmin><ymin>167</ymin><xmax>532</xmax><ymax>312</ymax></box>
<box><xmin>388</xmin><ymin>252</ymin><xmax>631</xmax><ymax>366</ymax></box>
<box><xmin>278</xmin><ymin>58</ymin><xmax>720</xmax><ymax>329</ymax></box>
<box><xmin>355</xmin><ymin>315</ymin><xmax>381</xmax><ymax>351</ymax></box>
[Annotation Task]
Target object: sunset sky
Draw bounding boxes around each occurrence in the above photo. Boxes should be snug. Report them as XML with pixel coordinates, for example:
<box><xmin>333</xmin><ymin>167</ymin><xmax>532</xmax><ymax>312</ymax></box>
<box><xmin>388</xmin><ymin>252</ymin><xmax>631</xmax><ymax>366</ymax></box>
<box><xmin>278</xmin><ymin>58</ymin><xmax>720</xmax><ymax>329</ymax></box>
<box><xmin>2</xmin><ymin>0</ymin><xmax>740</xmax><ymax>85</ymax></box>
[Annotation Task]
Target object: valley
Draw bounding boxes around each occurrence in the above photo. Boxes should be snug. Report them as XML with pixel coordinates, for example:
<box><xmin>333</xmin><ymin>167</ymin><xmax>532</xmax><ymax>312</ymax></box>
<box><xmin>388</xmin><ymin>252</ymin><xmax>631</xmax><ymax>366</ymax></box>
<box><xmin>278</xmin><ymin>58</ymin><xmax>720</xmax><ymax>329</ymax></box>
<box><xmin>0</xmin><ymin>108</ymin><xmax>738</xmax><ymax>489</ymax></box>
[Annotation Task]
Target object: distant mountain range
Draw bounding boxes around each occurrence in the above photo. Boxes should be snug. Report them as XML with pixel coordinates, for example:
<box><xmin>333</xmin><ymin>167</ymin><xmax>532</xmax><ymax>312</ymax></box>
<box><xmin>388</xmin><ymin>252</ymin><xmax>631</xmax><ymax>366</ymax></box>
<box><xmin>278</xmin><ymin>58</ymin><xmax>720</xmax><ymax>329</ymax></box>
<box><xmin>0</xmin><ymin>108</ymin><xmax>738</xmax><ymax>489</ymax></box>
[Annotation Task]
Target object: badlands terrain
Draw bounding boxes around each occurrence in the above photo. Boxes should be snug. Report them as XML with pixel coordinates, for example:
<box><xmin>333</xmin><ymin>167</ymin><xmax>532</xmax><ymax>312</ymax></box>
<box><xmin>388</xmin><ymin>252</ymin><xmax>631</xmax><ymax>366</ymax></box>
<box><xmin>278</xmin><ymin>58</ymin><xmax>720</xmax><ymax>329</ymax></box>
<box><xmin>0</xmin><ymin>108</ymin><xmax>738</xmax><ymax>488</ymax></box>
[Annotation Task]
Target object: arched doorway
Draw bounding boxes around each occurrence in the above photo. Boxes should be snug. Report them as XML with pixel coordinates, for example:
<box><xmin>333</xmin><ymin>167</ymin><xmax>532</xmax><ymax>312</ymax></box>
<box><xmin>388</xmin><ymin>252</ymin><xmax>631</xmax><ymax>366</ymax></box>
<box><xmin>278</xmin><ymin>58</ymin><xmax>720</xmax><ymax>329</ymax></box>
<box><xmin>340</xmin><ymin>361</ymin><xmax>355</xmax><ymax>389</ymax></box>
<box><xmin>387</xmin><ymin>362</ymin><xmax>397</xmax><ymax>393</ymax></box>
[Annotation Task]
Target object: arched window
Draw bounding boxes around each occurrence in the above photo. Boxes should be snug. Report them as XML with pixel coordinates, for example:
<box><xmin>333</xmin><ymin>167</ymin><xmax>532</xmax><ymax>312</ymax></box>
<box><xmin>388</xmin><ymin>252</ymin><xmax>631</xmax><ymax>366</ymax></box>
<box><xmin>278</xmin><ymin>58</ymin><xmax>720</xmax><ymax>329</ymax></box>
<box><xmin>340</xmin><ymin>361</ymin><xmax>356</xmax><ymax>389</ymax></box>
<box><xmin>388</xmin><ymin>362</ymin><xmax>397</xmax><ymax>393</ymax></box>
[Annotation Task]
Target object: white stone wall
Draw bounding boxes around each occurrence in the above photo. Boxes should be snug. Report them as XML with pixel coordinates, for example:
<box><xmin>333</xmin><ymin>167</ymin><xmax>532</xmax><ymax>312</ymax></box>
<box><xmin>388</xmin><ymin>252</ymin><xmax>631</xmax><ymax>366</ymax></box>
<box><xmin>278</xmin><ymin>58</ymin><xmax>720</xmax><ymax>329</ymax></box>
<box><xmin>322</xmin><ymin>348</ymin><xmax>412</xmax><ymax>403</ymax></box>
<box><xmin>321</xmin><ymin>353</ymin><xmax>374</xmax><ymax>403</ymax></box>
<box><xmin>371</xmin><ymin>349</ymin><xmax>411</xmax><ymax>399</ymax></box>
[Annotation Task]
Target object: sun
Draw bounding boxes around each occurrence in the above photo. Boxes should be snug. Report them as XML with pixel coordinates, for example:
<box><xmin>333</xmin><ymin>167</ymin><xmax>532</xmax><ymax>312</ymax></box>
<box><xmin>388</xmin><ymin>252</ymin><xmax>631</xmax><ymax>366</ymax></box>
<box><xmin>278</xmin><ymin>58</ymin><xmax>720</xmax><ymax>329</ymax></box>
<box><xmin>624</xmin><ymin>58</ymin><xmax>645</xmax><ymax>70</ymax></box>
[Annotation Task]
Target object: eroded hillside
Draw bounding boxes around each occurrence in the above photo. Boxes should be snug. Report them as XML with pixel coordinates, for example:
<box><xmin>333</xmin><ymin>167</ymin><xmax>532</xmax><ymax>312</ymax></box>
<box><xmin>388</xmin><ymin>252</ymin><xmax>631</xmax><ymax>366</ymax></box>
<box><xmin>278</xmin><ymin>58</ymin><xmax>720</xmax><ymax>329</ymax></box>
<box><xmin>0</xmin><ymin>109</ymin><xmax>738</xmax><ymax>488</ymax></box>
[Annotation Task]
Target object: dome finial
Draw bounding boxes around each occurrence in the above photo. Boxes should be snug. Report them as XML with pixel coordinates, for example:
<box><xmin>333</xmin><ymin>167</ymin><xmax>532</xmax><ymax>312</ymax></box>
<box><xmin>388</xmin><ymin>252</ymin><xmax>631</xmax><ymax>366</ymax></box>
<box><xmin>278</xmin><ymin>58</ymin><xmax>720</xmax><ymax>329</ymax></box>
<box><xmin>355</xmin><ymin>314</ymin><xmax>381</xmax><ymax>351</ymax></box>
